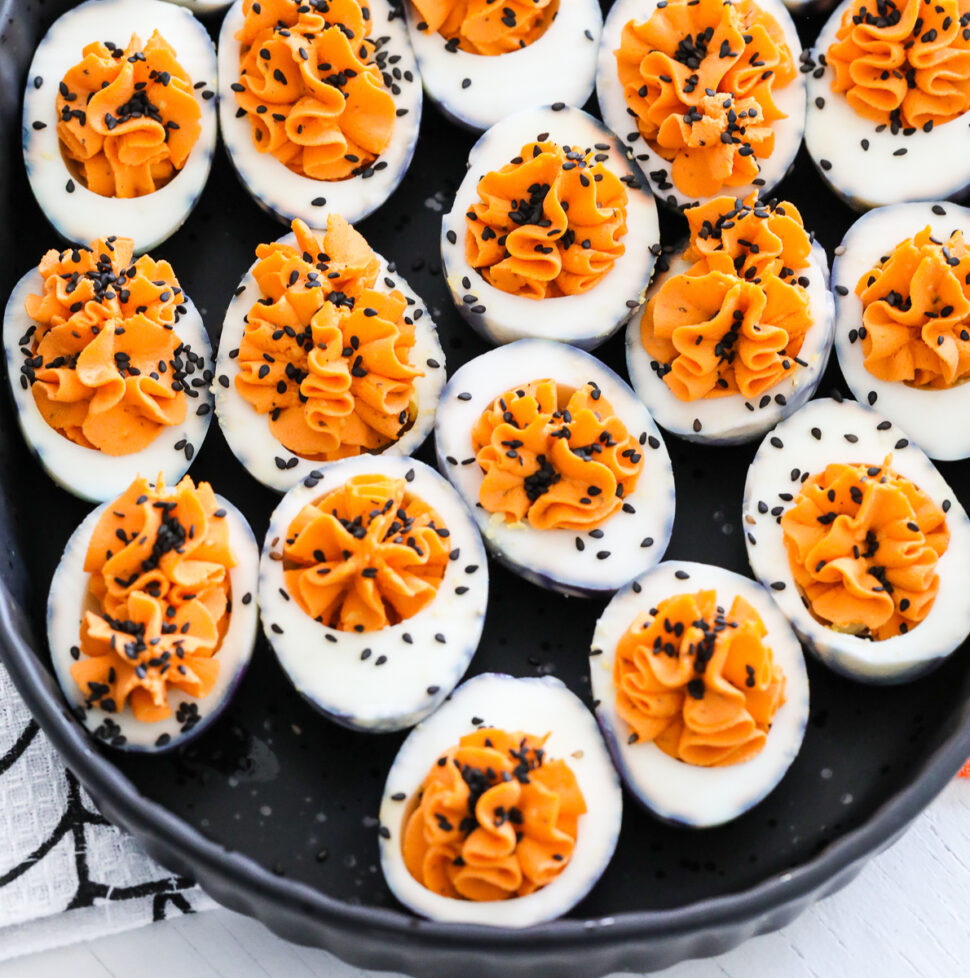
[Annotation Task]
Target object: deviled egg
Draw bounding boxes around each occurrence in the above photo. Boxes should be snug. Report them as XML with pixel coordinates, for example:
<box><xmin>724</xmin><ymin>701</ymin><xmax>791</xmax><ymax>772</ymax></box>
<box><xmin>259</xmin><ymin>455</ymin><xmax>488</xmax><ymax>732</ymax></box>
<box><xmin>597</xmin><ymin>0</ymin><xmax>806</xmax><ymax>210</ymax></box>
<box><xmin>23</xmin><ymin>0</ymin><xmax>217</xmax><ymax>253</ymax></box>
<box><xmin>744</xmin><ymin>397</ymin><xmax>970</xmax><ymax>682</ymax></box>
<box><xmin>404</xmin><ymin>0</ymin><xmax>603</xmax><ymax>131</ymax></box>
<box><xmin>48</xmin><ymin>474</ymin><xmax>259</xmax><ymax>752</ymax></box>
<box><xmin>804</xmin><ymin>0</ymin><xmax>970</xmax><ymax>209</ymax></box>
<box><xmin>213</xmin><ymin>214</ymin><xmax>446</xmax><ymax>493</ymax></box>
<box><xmin>378</xmin><ymin>672</ymin><xmax>622</xmax><ymax>925</ymax></box>
<box><xmin>435</xmin><ymin>339</ymin><xmax>676</xmax><ymax>597</ymax></box>
<box><xmin>441</xmin><ymin>105</ymin><xmax>660</xmax><ymax>349</ymax></box>
<box><xmin>627</xmin><ymin>193</ymin><xmax>834</xmax><ymax>444</ymax></box>
<box><xmin>591</xmin><ymin>560</ymin><xmax>809</xmax><ymax>827</ymax></box>
<box><xmin>832</xmin><ymin>201</ymin><xmax>970</xmax><ymax>460</ymax></box>
<box><xmin>166</xmin><ymin>1</ymin><xmax>230</xmax><ymax>11</ymax></box>
<box><xmin>3</xmin><ymin>237</ymin><xmax>213</xmax><ymax>503</ymax></box>
<box><xmin>218</xmin><ymin>0</ymin><xmax>421</xmax><ymax>227</ymax></box>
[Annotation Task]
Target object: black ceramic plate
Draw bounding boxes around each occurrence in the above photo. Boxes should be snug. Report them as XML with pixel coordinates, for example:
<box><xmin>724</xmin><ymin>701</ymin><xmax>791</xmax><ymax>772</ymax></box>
<box><xmin>2</xmin><ymin>3</ymin><xmax>969</xmax><ymax>976</ymax></box>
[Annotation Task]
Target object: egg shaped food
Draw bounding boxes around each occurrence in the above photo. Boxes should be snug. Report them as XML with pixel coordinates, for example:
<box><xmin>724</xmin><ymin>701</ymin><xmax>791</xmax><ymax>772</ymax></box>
<box><xmin>165</xmin><ymin>0</ymin><xmax>230</xmax><ymax>12</ymax></box>
<box><xmin>804</xmin><ymin>0</ymin><xmax>970</xmax><ymax>210</ymax></box>
<box><xmin>3</xmin><ymin>237</ymin><xmax>213</xmax><ymax>503</ymax></box>
<box><xmin>627</xmin><ymin>193</ymin><xmax>834</xmax><ymax>444</ymax></box>
<box><xmin>213</xmin><ymin>214</ymin><xmax>446</xmax><ymax>493</ymax></box>
<box><xmin>435</xmin><ymin>339</ymin><xmax>676</xmax><ymax>597</ymax></box>
<box><xmin>378</xmin><ymin>672</ymin><xmax>622</xmax><ymax>925</ymax></box>
<box><xmin>591</xmin><ymin>560</ymin><xmax>809</xmax><ymax>827</ymax></box>
<box><xmin>259</xmin><ymin>454</ymin><xmax>488</xmax><ymax>732</ymax></box>
<box><xmin>744</xmin><ymin>397</ymin><xmax>970</xmax><ymax>683</ymax></box>
<box><xmin>48</xmin><ymin>474</ymin><xmax>259</xmax><ymax>752</ymax></box>
<box><xmin>597</xmin><ymin>0</ymin><xmax>807</xmax><ymax>210</ymax></box>
<box><xmin>23</xmin><ymin>0</ymin><xmax>218</xmax><ymax>253</ymax></box>
<box><xmin>832</xmin><ymin>201</ymin><xmax>970</xmax><ymax>460</ymax></box>
<box><xmin>218</xmin><ymin>0</ymin><xmax>421</xmax><ymax>227</ymax></box>
<box><xmin>403</xmin><ymin>0</ymin><xmax>602</xmax><ymax>132</ymax></box>
<box><xmin>440</xmin><ymin>104</ymin><xmax>660</xmax><ymax>350</ymax></box>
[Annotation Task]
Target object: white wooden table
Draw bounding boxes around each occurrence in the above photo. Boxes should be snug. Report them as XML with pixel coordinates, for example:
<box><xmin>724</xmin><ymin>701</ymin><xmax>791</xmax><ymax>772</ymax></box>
<box><xmin>3</xmin><ymin>779</ymin><xmax>968</xmax><ymax>978</ymax></box>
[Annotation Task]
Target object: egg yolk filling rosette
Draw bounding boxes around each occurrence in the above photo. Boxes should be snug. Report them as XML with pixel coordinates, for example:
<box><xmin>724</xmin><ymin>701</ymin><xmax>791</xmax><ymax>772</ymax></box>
<box><xmin>465</xmin><ymin>139</ymin><xmax>629</xmax><ymax>300</ymax></box>
<box><xmin>614</xmin><ymin>0</ymin><xmax>797</xmax><ymax>199</ymax></box>
<box><xmin>232</xmin><ymin>0</ymin><xmax>396</xmax><ymax>182</ymax></box>
<box><xmin>234</xmin><ymin>216</ymin><xmax>424</xmax><ymax>461</ymax></box>
<box><xmin>402</xmin><ymin>727</ymin><xmax>586</xmax><ymax>901</ymax></box>
<box><xmin>70</xmin><ymin>475</ymin><xmax>236</xmax><ymax>723</ymax></box>
<box><xmin>57</xmin><ymin>31</ymin><xmax>202</xmax><ymax>198</ymax></box>
<box><xmin>471</xmin><ymin>378</ymin><xmax>645</xmax><ymax>531</ymax></box>
<box><xmin>640</xmin><ymin>194</ymin><xmax>813</xmax><ymax>401</ymax></box>
<box><xmin>410</xmin><ymin>0</ymin><xmax>559</xmax><ymax>54</ymax></box>
<box><xmin>614</xmin><ymin>589</ymin><xmax>786</xmax><ymax>767</ymax></box>
<box><xmin>20</xmin><ymin>237</ymin><xmax>195</xmax><ymax>455</ymax></box>
<box><xmin>781</xmin><ymin>458</ymin><xmax>949</xmax><ymax>640</ymax></box>
<box><xmin>827</xmin><ymin>0</ymin><xmax>970</xmax><ymax>134</ymax></box>
<box><xmin>853</xmin><ymin>226</ymin><xmax>970</xmax><ymax>388</ymax></box>
<box><xmin>282</xmin><ymin>473</ymin><xmax>449</xmax><ymax>633</ymax></box>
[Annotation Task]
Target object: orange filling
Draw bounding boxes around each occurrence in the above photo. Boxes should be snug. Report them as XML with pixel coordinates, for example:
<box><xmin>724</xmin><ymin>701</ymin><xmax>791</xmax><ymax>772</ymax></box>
<box><xmin>781</xmin><ymin>459</ymin><xmax>949</xmax><ymax>640</ymax></box>
<box><xmin>616</xmin><ymin>0</ymin><xmax>796</xmax><ymax>198</ymax></box>
<box><xmin>70</xmin><ymin>475</ymin><xmax>235</xmax><ymax>724</ymax></box>
<box><xmin>471</xmin><ymin>379</ymin><xmax>643</xmax><ymax>530</ymax></box>
<box><xmin>855</xmin><ymin>226</ymin><xmax>970</xmax><ymax>388</ymax></box>
<box><xmin>57</xmin><ymin>32</ymin><xmax>202</xmax><ymax>198</ymax></box>
<box><xmin>614</xmin><ymin>590</ymin><xmax>786</xmax><ymax>766</ymax></box>
<box><xmin>235</xmin><ymin>216</ymin><xmax>423</xmax><ymax>460</ymax></box>
<box><xmin>22</xmin><ymin>237</ymin><xmax>190</xmax><ymax>455</ymax></box>
<box><xmin>827</xmin><ymin>0</ymin><xmax>970</xmax><ymax>131</ymax></box>
<box><xmin>465</xmin><ymin>141</ymin><xmax>628</xmax><ymax>299</ymax></box>
<box><xmin>234</xmin><ymin>0</ymin><xmax>395</xmax><ymax>181</ymax></box>
<box><xmin>410</xmin><ymin>0</ymin><xmax>558</xmax><ymax>54</ymax></box>
<box><xmin>282</xmin><ymin>474</ymin><xmax>449</xmax><ymax>632</ymax></box>
<box><xmin>402</xmin><ymin>728</ymin><xmax>586</xmax><ymax>901</ymax></box>
<box><xmin>640</xmin><ymin>194</ymin><xmax>813</xmax><ymax>401</ymax></box>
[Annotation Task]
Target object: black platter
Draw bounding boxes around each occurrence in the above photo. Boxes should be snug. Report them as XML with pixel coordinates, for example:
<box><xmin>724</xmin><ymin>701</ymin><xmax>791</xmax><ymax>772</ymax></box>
<box><xmin>1</xmin><ymin>2</ymin><xmax>969</xmax><ymax>976</ymax></box>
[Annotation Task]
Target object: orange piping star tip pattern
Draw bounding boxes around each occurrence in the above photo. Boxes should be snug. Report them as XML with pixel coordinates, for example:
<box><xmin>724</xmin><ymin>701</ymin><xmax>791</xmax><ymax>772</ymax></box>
<box><xmin>57</xmin><ymin>31</ymin><xmax>202</xmax><ymax>199</ymax></box>
<box><xmin>234</xmin><ymin>0</ymin><xmax>396</xmax><ymax>181</ymax></box>
<box><xmin>465</xmin><ymin>140</ymin><xmax>628</xmax><ymax>299</ymax></box>
<box><xmin>855</xmin><ymin>226</ymin><xmax>970</xmax><ymax>388</ymax></box>
<box><xmin>71</xmin><ymin>475</ymin><xmax>236</xmax><ymax>723</ymax></box>
<box><xmin>640</xmin><ymin>194</ymin><xmax>813</xmax><ymax>401</ymax></box>
<box><xmin>615</xmin><ymin>0</ymin><xmax>796</xmax><ymax>197</ymax></box>
<box><xmin>410</xmin><ymin>0</ymin><xmax>559</xmax><ymax>55</ymax></box>
<box><xmin>235</xmin><ymin>215</ymin><xmax>423</xmax><ymax>460</ymax></box>
<box><xmin>781</xmin><ymin>458</ymin><xmax>949</xmax><ymax>640</ymax></box>
<box><xmin>471</xmin><ymin>379</ymin><xmax>644</xmax><ymax>530</ymax></box>
<box><xmin>614</xmin><ymin>589</ymin><xmax>787</xmax><ymax>767</ymax></box>
<box><xmin>24</xmin><ymin>237</ymin><xmax>190</xmax><ymax>455</ymax></box>
<box><xmin>402</xmin><ymin>728</ymin><xmax>586</xmax><ymax>901</ymax></box>
<box><xmin>827</xmin><ymin>0</ymin><xmax>970</xmax><ymax>132</ymax></box>
<box><xmin>282</xmin><ymin>474</ymin><xmax>449</xmax><ymax>633</ymax></box>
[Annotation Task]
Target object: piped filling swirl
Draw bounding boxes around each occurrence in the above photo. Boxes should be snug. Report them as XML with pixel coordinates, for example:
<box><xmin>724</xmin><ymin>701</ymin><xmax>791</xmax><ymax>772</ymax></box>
<box><xmin>410</xmin><ymin>0</ymin><xmax>559</xmax><ymax>54</ymax></box>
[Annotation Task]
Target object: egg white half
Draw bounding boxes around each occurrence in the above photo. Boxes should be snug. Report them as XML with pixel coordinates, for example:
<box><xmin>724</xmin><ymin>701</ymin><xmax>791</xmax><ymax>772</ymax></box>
<box><xmin>259</xmin><ymin>454</ymin><xmax>488</xmax><ymax>732</ymax></box>
<box><xmin>434</xmin><ymin>339</ymin><xmax>676</xmax><ymax>597</ymax></box>
<box><xmin>805</xmin><ymin>0</ymin><xmax>970</xmax><ymax>210</ymax></box>
<box><xmin>3</xmin><ymin>266</ymin><xmax>213</xmax><ymax>503</ymax></box>
<box><xmin>214</xmin><ymin>230</ymin><xmax>446</xmax><ymax>492</ymax></box>
<box><xmin>217</xmin><ymin>0</ymin><xmax>422</xmax><ymax>227</ymax></box>
<box><xmin>626</xmin><ymin>239</ymin><xmax>834</xmax><ymax>445</ymax></box>
<box><xmin>403</xmin><ymin>0</ymin><xmax>603</xmax><ymax>132</ymax></box>
<box><xmin>590</xmin><ymin>559</ymin><xmax>809</xmax><ymax>827</ymax></box>
<box><xmin>22</xmin><ymin>0</ymin><xmax>218</xmax><ymax>253</ymax></box>
<box><xmin>743</xmin><ymin>397</ymin><xmax>970</xmax><ymax>682</ymax></box>
<box><xmin>440</xmin><ymin>105</ymin><xmax>660</xmax><ymax>350</ymax></box>
<box><xmin>48</xmin><ymin>492</ymin><xmax>259</xmax><ymax>752</ymax></box>
<box><xmin>378</xmin><ymin>672</ymin><xmax>622</xmax><ymax>926</ymax></box>
<box><xmin>597</xmin><ymin>0</ymin><xmax>806</xmax><ymax>210</ymax></box>
<box><xmin>832</xmin><ymin>201</ymin><xmax>970</xmax><ymax>460</ymax></box>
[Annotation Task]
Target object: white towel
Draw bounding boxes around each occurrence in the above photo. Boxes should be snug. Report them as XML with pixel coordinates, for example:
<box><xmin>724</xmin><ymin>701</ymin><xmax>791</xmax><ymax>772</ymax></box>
<box><xmin>0</xmin><ymin>661</ymin><xmax>213</xmax><ymax>961</ymax></box>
